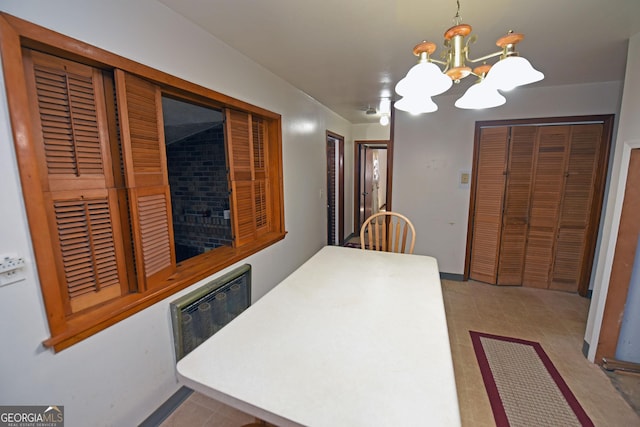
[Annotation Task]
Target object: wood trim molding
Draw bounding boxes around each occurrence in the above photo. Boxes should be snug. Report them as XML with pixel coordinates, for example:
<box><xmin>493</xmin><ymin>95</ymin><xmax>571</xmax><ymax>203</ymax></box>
<box><xmin>594</xmin><ymin>141</ymin><xmax>640</xmax><ymax>363</ymax></box>
<box><xmin>0</xmin><ymin>14</ymin><xmax>69</xmax><ymax>331</ymax></box>
<box><xmin>43</xmin><ymin>231</ymin><xmax>286</xmax><ymax>351</ymax></box>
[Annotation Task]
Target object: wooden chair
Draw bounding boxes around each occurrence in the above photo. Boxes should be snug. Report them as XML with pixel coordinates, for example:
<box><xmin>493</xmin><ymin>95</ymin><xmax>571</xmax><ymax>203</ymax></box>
<box><xmin>359</xmin><ymin>211</ymin><xmax>416</xmax><ymax>254</ymax></box>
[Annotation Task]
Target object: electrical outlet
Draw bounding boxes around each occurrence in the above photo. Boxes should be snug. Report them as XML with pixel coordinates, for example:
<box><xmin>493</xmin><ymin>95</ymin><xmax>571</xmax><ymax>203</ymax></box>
<box><xmin>0</xmin><ymin>255</ymin><xmax>26</xmax><ymax>286</ymax></box>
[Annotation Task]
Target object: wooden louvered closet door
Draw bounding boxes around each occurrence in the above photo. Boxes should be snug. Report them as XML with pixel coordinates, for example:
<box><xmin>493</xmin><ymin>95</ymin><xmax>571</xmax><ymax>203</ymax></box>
<box><xmin>469</xmin><ymin>121</ymin><xmax>606</xmax><ymax>294</ymax></box>
<box><xmin>496</xmin><ymin>126</ymin><xmax>537</xmax><ymax>285</ymax></box>
<box><xmin>550</xmin><ymin>124</ymin><xmax>602</xmax><ymax>291</ymax></box>
<box><xmin>468</xmin><ymin>127</ymin><xmax>509</xmax><ymax>284</ymax></box>
<box><xmin>22</xmin><ymin>49</ymin><xmax>129</xmax><ymax>314</ymax></box>
<box><xmin>522</xmin><ymin>126</ymin><xmax>571</xmax><ymax>288</ymax></box>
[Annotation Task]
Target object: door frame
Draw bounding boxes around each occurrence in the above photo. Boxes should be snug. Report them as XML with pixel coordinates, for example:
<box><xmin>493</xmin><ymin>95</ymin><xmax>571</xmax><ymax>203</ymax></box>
<box><xmin>464</xmin><ymin>115</ymin><xmax>614</xmax><ymax>296</ymax></box>
<box><xmin>595</xmin><ymin>143</ymin><xmax>640</xmax><ymax>363</ymax></box>
<box><xmin>326</xmin><ymin>131</ymin><xmax>344</xmax><ymax>245</ymax></box>
<box><xmin>354</xmin><ymin>139</ymin><xmax>394</xmax><ymax>236</ymax></box>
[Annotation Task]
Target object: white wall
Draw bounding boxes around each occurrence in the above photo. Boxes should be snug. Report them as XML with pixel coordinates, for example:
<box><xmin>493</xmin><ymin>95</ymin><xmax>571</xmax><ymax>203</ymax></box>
<box><xmin>392</xmin><ymin>81</ymin><xmax>623</xmax><ymax>274</ymax></box>
<box><xmin>585</xmin><ymin>32</ymin><xmax>640</xmax><ymax>361</ymax></box>
<box><xmin>0</xmin><ymin>0</ymin><xmax>351</xmax><ymax>425</ymax></box>
<box><xmin>352</xmin><ymin>122</ymin><xmax>390</xmax><ymax>141</ymax></box>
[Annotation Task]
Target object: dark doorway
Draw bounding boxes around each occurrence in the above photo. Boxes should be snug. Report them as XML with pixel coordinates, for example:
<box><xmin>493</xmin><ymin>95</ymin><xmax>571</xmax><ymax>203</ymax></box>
<box><xmin>354</xmin><ymin>140</ymin><xmax>393</xmax><ymax>236</ymax></box>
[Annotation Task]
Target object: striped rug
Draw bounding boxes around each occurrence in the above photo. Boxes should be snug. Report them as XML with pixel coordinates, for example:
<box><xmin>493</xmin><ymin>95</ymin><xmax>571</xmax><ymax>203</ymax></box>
<box><xmin>470</xmin><ymin>331</ymin><xmax>594</xmax><ymax>427</ymax></box>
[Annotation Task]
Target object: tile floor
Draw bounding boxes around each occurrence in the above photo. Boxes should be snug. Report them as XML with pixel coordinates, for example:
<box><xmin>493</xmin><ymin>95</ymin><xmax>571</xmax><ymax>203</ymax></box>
<box><xmin>158</xmin><ymin>391</ymin><xmax>255</xmax><ymax>427</ymax></box>
<box><xmin>160</xmin><ymin>280</ymin><xmax>640</xmax><ymax>426</ymax></box>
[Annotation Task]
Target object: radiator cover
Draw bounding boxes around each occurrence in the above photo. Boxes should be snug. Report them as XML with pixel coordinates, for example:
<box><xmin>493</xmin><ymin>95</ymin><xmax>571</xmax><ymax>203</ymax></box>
<box><xmin>170</xmin><ymin>264</ymin><xmax>251</xmax><ymax>360</ymax></box>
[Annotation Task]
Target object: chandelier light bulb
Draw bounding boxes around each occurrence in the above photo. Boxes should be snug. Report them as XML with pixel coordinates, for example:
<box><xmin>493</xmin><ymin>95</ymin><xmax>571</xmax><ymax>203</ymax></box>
<box><xmin>379</xmin><ymin>114</ymin><xmax>390</xmax><ymax>126</ymax></box>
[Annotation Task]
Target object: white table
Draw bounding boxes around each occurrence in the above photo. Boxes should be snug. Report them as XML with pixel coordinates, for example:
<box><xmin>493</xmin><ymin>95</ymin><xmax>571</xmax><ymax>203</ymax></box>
<box><xmin>177</xmin><ymin>246</ymin><xmax>461</xmax><ymax>426</ymax></box>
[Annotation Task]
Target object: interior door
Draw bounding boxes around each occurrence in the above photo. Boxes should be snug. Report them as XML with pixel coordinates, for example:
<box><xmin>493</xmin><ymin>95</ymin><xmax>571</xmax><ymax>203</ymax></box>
<box><xmin>362</xmin><ymin>146</ymin><xmax>374</xmax><ymax>222</ymax></box>
<box><xmin>597</xmin><ymin>148</ymin><xmax>640</xmax><ymax>360</ymax></box>
<box><xmin>326</xmin><ymin>132</ymin><xmax>344</xmax><ymax>245</ymax></box>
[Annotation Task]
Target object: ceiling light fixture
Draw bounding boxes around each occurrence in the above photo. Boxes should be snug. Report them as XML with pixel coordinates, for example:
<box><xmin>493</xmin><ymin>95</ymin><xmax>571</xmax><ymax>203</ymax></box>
<box><xmin>394</xmin><ymin>0</ymin><xmax>543</xmax><ymax>114</ymax></box>
<box><xmin>379</xmin><ymin>98</ymin><xmax>391</xmax><ymax>114</ymax></box>
<box><xmin>379</xmin><ymin>98</ymin><xmax>391</xmax><ymax>126</ymax></box>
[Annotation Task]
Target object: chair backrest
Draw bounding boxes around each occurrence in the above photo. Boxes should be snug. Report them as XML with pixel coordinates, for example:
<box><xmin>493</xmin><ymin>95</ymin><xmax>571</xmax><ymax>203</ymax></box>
<box><xmin>359</xmin><ymin>211</ymin><xmax>416</xmax><ymax>254</ymax></box>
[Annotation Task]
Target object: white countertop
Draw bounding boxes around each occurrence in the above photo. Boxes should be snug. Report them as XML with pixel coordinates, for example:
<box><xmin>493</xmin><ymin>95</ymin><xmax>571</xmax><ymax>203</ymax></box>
<box><xmin>177</xmin><ymin>246</ymin><xmax>461</xmax><ymax>426</ymax></box>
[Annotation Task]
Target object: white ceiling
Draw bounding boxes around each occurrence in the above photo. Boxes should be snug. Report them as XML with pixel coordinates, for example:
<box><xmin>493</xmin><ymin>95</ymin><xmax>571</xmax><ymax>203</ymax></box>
<box><xmin>158</xmin><ymin>0</ymin><xmax>640</xmax><ymax>124</ymax></box>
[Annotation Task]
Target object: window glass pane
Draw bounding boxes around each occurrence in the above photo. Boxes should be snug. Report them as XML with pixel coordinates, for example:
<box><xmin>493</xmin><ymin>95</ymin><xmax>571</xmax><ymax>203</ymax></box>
<box><xmin>162</xmin><ymin>96</ymin><xmax>232</xmax><ymax>263</ymax></box>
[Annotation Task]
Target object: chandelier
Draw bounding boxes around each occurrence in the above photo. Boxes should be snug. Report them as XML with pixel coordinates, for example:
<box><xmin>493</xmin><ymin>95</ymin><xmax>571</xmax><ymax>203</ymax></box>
<box><xmin>394</xmin><ymin>0</ymin><xmax>544</xmax><ymax>113</ymax></box>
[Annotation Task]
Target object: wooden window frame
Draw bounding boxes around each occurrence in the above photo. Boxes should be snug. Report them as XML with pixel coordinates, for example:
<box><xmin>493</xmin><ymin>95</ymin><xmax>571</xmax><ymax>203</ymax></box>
<box><xmin>0</xmin><ymin>13</ymin><xmax>286</xmax><ymax>352</ymax></box>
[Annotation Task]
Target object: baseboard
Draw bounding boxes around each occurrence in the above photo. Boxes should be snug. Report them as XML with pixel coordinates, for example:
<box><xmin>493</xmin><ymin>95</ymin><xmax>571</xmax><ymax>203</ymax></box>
<box><xmin>440</xmin><ymin>272</ymin><xmax>464</xmax><ymax>281</ymax></box>
<box><xmin>139</xmin><ymin>386</ymin><xmax>193</xmax><ymax>427</ymax></box>
<box><xmin>341</xmin><ymin>233</ymin><xmax>355</xmax><ymax>245</ymax></box>
<box><xmin>582</xmin><ymin>340</ymin><xmax>590</xmax><ymax>359</ymax></box>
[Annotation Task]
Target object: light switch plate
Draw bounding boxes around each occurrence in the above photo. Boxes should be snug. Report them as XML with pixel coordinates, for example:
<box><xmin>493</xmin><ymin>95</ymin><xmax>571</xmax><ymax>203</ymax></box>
<box><xmin>459</xmin><ymin>170</ymin><xmax>471</xmax><ymax>189</ymax></box>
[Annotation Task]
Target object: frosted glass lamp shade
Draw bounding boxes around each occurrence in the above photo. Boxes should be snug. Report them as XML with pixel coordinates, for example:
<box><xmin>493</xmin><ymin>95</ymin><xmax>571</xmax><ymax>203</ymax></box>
<box><xmin>395</xmin><ymin>61</ymin><xmax>453</xmax><ymax>97</ymax></box>
<box><xmin>394</xmin><ymin>95</ymin><xmax>438</xmax><ymax>114</ymax></box>
<box><xmin>455</xmin><ymin>81</ymin><xmax>506</xmax><ymax>109</ymax></box>
<box><xmin>483</xmin><ymin>56</ymin><xmax>544</xmax><ymax>91</ymax></box>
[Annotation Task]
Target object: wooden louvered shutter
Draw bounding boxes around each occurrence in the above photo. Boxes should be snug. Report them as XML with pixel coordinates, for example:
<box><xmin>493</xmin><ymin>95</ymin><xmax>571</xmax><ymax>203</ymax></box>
<box><xmin>469</xmin><ymin>127</ymin><xmax>509</xmax><ymax>283</ymax></box>
<box><xmin>115</xmin><ymin>70</ymin><xmax>175</xmax><ymax>290</ymax></box>
<box><xmin>496</xmin><ymin>126</ymin><xmax>537</xmax><ymax>285</ymax></box>
<box><xmin>252</xmin><ymin>117</ymin><xmax>270</xmax><ymax>235</ymax></box>
<box><xmin>226</xmin><ymin>109</ymin><xmax>268</xmax><ymax>247</ymax></box>
<box><xmin>23</xmin><ymin>49</ymin><xmax>129</xmax><ymax>314</ymax></box>
<box><xmin>522</xmin><ymin>126</ymin><xmax>570</xmax><ymax>288</ymax></box>
<box><xmin>550</xmin><ymin>124</ymin><xmax>602</xmax><ymax>291</ymax></box>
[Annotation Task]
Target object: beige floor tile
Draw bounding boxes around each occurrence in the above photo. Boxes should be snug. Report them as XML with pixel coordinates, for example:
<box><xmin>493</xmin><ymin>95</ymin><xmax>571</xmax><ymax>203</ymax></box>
<box><xmin>160</xmin><ymin>399</ymin><xmax>215</xmax><ymax>427</ymax></box>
